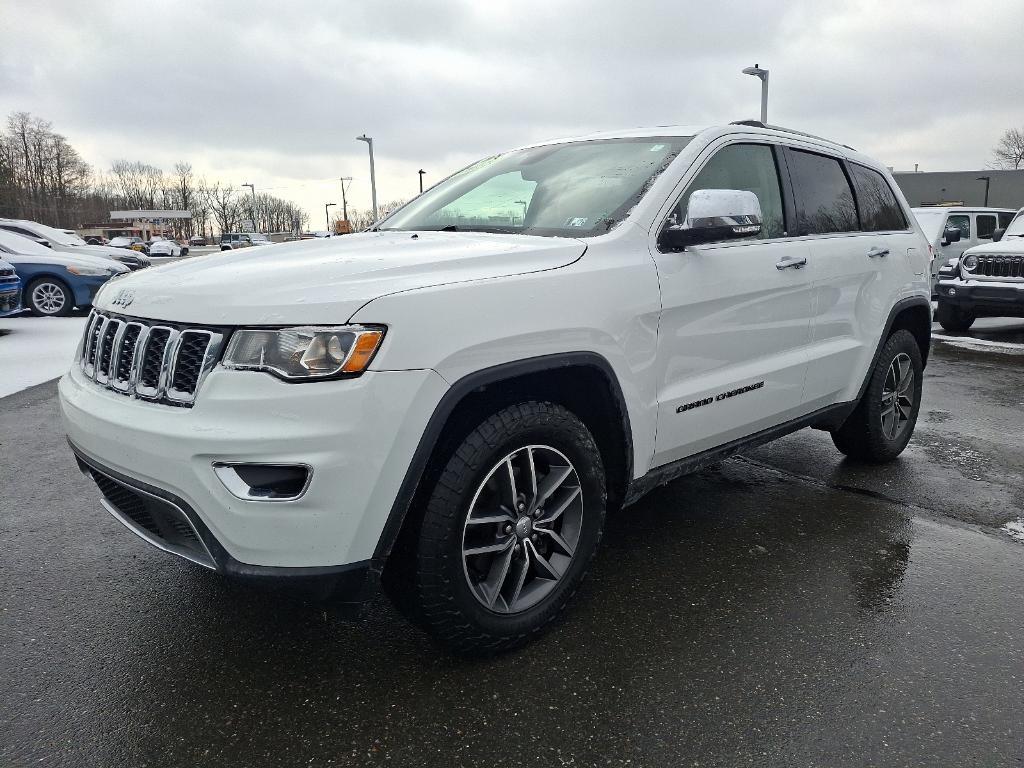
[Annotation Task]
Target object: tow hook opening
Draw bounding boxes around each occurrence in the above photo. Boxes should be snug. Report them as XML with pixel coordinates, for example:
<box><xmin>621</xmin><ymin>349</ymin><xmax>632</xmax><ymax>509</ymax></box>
<box><xmin>213</xmin><ymin>462</ymin><xmax>312</xmax><ymax>502</ymax></box>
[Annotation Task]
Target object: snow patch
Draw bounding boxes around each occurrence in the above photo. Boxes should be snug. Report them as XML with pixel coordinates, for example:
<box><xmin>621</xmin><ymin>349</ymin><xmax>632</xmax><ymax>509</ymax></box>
<box><xmin>0</xmin><ymin>314</ymin><xmax>87</xmax><ymax>398</ymax></box>
<box><xmin>932</xmin><ymin>334</ymin><xmax>1024</xmax><ymax>354</ymax></box>
<box><xmin>1003</xmin><ymin>518</ymin><xmax>1024</xmax><ymax>543</ymax></box>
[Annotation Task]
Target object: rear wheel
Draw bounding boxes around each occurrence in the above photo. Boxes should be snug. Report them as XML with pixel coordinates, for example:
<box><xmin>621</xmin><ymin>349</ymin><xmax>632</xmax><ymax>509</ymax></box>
<box><xmin>831</xmin><ymin>330</ymin><xmax>923</xmax><ymax>462</ymax></box>
<box><xmin>393</xmin><ymin>401</ymin><xmax>606</xmax><ymax>655</ymax></box>
<box><xmin>27</xmin><ymin>278</ymin><xmax>72</xmax><ymax>317</ymax></box>
<box><xmin>936</xmin><ymin>301</ymin><xmax>975</xmax><ymax>332</ymax></box>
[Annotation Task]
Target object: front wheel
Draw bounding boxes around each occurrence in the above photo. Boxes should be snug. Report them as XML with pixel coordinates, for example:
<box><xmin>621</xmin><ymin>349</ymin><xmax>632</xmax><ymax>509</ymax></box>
<box><xmin>831</xmin><ymin>329</ymin><xmax>923</xmax><ymax>463</ymax></box>
<box><xmin>936</xmin><ymin>301</ymin><xmax>975</xmax><ymax>332</ymax></box>
<box><xmin>395</xmin><ymin>401</ymin><xmax>606</xmax><ymax>655</ymax></box>
<box><xmin>27</xmin><ymin>278</ymin><xmax>72</xmax><ymax>317</ymax></box>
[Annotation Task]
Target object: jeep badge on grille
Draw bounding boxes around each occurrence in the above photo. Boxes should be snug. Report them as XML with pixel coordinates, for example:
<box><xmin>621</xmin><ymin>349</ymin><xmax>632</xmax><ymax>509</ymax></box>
<box><xmin>111</xmin><ymin>288</ymin><xmax>135</xmax><ymax>308</ymax></box>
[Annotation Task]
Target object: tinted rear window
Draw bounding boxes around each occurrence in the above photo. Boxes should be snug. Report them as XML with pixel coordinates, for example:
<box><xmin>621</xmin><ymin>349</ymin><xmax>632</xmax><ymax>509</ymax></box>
<box><xmin>977</xmin><ymin>214</ymin><xmax>997</xmax><ymax>240</ymax></box>
<box><xmin>850</xmin><ymin>164</ymin><xmax>907</xmax><ymax>231</ymax></box>
<box><xmin>787</xmin><ymin>150</ymin><xmax>859</xmax><ymax>235</ymax></box>
<box><xmin>998</xmin><ymin>212</ymin><xmax>1015</xmax><ymax>229</ymax></box>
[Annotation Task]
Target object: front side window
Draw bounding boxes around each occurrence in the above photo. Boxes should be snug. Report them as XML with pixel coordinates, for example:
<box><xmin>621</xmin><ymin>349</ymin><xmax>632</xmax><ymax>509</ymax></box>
<box><xmin>787</xmin><ymin>150</ymin><xmax>859</xmax><ymax>235</ymax></box>
<box><xmin>671</xmin><ymin>143</ymin><xmax>785</xmax><ymax>240</ymax></box>
<box><xmin>850</xmin><ymin>164</ymin><xmax>907</xmax><ymax>231</ymax></box>
<box><xmin>947</xmin><ymin>214</ymin><xmax>970</xmax><ymax>239</ymax></box>
<box><xmin>976</xmin><ymin>214</ymin><xmax>997</xmax><ymax>240</ymax></box>
<box><xmin>380</xmin><ymin>136</ymin><xmax>693</xmax><ymax>238</ymax></box>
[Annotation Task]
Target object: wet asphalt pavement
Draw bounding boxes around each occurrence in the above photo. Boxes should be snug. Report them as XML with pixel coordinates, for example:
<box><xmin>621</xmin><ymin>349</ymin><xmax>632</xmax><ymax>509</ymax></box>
<box><xmin>2</xmin><ymin>320</ymin><xmax>1023</xmax><ymax>767</ymax></box>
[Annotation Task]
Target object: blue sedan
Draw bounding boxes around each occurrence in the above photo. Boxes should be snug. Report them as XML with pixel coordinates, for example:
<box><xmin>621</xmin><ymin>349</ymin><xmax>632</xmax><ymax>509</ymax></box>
<box><xmin>0</xmin><ymin>229</ymin><xmax>127</xmax><ymax>316</ymax></box>
<box><xmin>0</xmin><ymin>258</ymin><xmax>22</xmax><ymax>317</ymax></box>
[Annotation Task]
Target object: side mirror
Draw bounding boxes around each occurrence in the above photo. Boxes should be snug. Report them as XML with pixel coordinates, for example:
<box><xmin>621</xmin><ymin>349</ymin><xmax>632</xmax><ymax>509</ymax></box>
<box><xmin>659</xmin><ymin>189</ymin><xmax>762</xmax><ymax>250</ymax></box>
<box><xmin>941</xmin><ymin>227</ymin><xmax>962</xmax><ymax>245</ymax></box>
<box><xmin>993</xmin><ymin>228</ymin><xmax>1006</xmax><ymax>243</ymax></box>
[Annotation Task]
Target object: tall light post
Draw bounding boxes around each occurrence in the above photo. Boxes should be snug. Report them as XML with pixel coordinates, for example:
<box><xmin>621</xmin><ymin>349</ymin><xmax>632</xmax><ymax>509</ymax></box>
<box><xmin>339</xmin><ymin>176</ymin><xmax>352</xmax><ymax>222</ymax></box>
<box><xmin>742</xmin><ymin>64</ymin><xmax>770</xmax><ymax>124</ymax></box>
<box><xmin>325</xmin><ymin>202</ymin><xmax>336</xmax><ymax>232</ymax></box>
<box><xmin>977</xmin><ymin>175</ymin><xmax>992</xmax><ymax>206</ymax></box>
<box><xmin>241</xmin><ymin>182</ymin><xmax>257</xmax><ymax>231</ymax></box>
<box><xmin>356</xmin><ymin>134</ymin><xmax>378</xmax><ymax>224</ymax></box>
<box><xmin>418</xmin><ymin>169</ymin><xmax>426</xmax><ymax>194</ymax></box>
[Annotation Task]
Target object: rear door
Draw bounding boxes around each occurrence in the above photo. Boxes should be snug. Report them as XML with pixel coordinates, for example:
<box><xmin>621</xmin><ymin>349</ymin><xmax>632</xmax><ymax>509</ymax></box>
<box><xmin>975</xmin><ymin>212</ymin><xmax>998</xmax><ymax>244</ymax></box>
<box><xmin>790</xmin><ymin>150</ymin><xmax>917</xmax><ymax>408</ymax></box>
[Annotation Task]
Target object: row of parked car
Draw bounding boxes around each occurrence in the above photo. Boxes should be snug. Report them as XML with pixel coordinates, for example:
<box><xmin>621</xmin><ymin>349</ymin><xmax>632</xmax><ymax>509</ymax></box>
<box><xmin>0</xmin><ymin>219</ymin><xmax>136</xmax><ymax>317</ymax></box>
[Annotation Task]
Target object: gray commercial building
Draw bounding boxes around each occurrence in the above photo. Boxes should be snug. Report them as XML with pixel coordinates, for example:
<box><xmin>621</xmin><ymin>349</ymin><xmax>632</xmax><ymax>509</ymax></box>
<box><xmin>893</xmin><ymin>169</ymin><xmax>1024</xmax><ymax>210</ymax></box>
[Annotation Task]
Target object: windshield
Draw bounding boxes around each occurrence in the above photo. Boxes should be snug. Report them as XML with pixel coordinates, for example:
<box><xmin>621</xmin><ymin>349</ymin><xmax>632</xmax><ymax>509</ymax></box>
<box><xmin>381</xmin><ymin>136</ymin><xmax>692</xmax><ymax>238</ymax></box>
<box><xmin>0</xmin><ymin>228</ymin><xmax>61</xmax><ymax>257</ymax></box>
<box><xmin>1004</xmin><ymin>209</ymin><xmax>1024</xmax><ymax>238</ymax></box>
<box><xmin>36</xmin><ymin>222</ymin><xmax>85</xmax><ymax>246</ymax></box>
<box><xmin>912</xmin><ymin>210</ymin><xmax>948</xmax><ymax>240</ymax></box>
<box><xmin>109</xmin><ymin>237</ymin><xmax>132</xmax><ymax>246</ymax></box>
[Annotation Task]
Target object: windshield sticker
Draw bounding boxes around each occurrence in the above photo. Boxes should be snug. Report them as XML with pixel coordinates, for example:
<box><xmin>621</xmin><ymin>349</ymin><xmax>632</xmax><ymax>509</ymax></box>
<box><xmin>566</xmin><ymin>217</ymin><xmax>588</xmax><ymax>227</ymax></box>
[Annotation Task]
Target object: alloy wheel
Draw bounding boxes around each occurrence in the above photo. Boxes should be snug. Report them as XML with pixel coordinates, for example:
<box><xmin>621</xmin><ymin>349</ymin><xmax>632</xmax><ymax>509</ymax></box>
<box><xmin>880</xmin><ymin>352</ymin><xmax>914</xmax><ymax>440</ymax></box>
<box><xmin>461</xmin><ymin>445</ymin><xmax>583</xmax><ymax>614</ymax></box>
<box><xmin>32</xmin><ymin>282</ymin><xmax>66</xmax><ymax>314</ymax></box>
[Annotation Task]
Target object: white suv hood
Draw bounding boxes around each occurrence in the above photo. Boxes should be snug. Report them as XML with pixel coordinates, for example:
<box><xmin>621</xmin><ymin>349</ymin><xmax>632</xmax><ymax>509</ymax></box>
<box><xmin>966</xmin><ymin>237</ymin><xmax>1024</xmax><ymax>256</ymax></box>
<box><xmin>92</xmin><ymin>231</ymin><xmax>587</xmax><ymax>324</ymax></box>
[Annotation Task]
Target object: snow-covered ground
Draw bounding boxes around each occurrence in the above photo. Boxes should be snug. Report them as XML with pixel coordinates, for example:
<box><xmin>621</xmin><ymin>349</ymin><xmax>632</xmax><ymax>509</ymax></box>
<box><xmin>0</xmin><ymin>313</ymin><xmax>87</xmax><ymax>398</ymax></box>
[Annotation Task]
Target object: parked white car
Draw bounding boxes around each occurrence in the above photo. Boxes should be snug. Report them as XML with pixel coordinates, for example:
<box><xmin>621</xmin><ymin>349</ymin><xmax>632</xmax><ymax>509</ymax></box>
<box><xmin>148</xmin><ymin>238</ymin><xmax>189</xmax><ymax>257</ymax></box>
<box><xmin>0</xmin><ymin>219</ymin><xmax>151</xmax><ymax>271</ymax></box>
<box><xmin>935</xmin><ymin>206</ymin><xmax>1024</xmax><ymax>331</ymax></box>
<box><xmin>60</xmin><ymin>122</ymin><xmax>931</xmax><ymax>653</ymax></box>
<box><xmin>911</xmin><ymin>206</ymin><xmax>1015</xmax><ymax>294</ymax></box>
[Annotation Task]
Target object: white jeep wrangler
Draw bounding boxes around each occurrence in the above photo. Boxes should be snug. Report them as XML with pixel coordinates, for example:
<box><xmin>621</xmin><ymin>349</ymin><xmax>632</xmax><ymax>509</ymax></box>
<box><xmin>60</xmin><ymin>122</ymin><xmax>932</xmax><ymax>654</ymax></box>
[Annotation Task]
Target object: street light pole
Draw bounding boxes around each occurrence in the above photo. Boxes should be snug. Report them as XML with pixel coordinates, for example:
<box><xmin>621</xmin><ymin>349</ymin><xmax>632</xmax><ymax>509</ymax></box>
<box><xmin>325</xmin><ymin>202</ymin><xmax>336</xmax><ymax>232</ymax></box>
<box><xmin>339</xmin><ymin>177</ymin><xmax>352</xmax><ymax>222</ymax></box>
<box><xmin>418</xmin><ymin>169</ymin><xmax>426</xmax><ymax>194</ymax></box>
<box><xmin>356</xmin><ymin>135</ymin><xmax>378</xmax><ymax>224</ymax></box>
<box><xmin>742</xmin><ymin>64</ymin><xmax>770</xmax><ymax>124</ymax></box>
<box><xmin>977</xmin><ymin>176</ymin><xmax>992</xmax><ymax>206</ymax></box>
<box><xmin>242</xmin><ymin>182</ymin><xmax>256</xmax><ymax>231</ymax></box>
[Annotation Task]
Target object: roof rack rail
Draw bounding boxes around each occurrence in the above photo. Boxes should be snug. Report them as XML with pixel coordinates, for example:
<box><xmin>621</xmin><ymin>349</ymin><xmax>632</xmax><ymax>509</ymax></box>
<box><xmin>729</xmin><ymin>120</ymin><xmax>855</xmax><ymax>151</ymax></box>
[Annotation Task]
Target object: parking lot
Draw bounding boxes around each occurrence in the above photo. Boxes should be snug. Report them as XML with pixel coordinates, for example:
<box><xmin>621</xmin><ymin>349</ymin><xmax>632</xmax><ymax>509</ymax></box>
<box><xmin>1</xmin><ymin>315</ymin><xmax>1022</xmax><ymax>767</ymax></box>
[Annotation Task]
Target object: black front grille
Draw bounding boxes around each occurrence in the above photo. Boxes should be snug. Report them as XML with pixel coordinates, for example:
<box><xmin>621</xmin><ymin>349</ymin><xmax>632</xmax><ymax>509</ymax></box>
<box><xmin>79</xmin><ymin>311</ymin><xmax>225</xmax><ymax>406</ymax></box>
<box><xmin>87</xmin><ymin>466</ymin><xmax>214</xmax><ymax>567</ymax></box>
<box><xmin>0</xmin><ymin>268</ymin><xmax>13</xmax><ymax>277</ymax></box>
<box><xmin>114</xmin><ymin>325</ymin><xmax>141</xmax><ymax>385</ymax></box>
<box><xmin>171</xmin><ymin>332</ymin><xmax>210</xmax><ymax>395</ymax></box>
<box><xmin>139</xmin><ymin>328</ymin><xmax>171</xmax><ymax>389</ymax></box>
<box><xmin>977</xmin><ymin>255</ymin><xmax>1024</xmax><ymax>279</ymax></box>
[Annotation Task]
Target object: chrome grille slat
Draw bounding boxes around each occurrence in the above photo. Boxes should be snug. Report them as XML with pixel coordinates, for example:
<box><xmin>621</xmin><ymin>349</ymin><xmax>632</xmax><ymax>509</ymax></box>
<box><xmin>78</xmin><ymin>310</ymin><xmax>224</xmax><ymax>408</ymax></box>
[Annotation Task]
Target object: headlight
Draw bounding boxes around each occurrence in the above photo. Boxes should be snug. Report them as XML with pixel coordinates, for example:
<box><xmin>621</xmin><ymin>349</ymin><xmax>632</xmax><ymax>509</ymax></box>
<box><xmin>222</xmin><ymin>326</ymin><xmax>385</xmax><ymax>380</ymax></box>
<box><xmin>962</xmin><ymin>254</ymin><xmax>978</xmax><ymax>271</ymax></box>
<box><xmin>66</xmin><ymin>264</ymin><xmax>112</xmax><ymax>276</ymax></box>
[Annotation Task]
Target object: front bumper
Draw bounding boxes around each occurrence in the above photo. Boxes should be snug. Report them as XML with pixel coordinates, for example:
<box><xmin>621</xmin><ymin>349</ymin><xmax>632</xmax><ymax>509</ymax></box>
<box><xmin>59</xmin><ymin>363</ymin><xmax>448</xmax><ymax>573</ymax></box>
<box><xmin>936</xmin><ymin>278</ymin><xmax>1024</xmax><ymax>316</ymax></box>
<box><xmin>0</xmin><ymin>282</ymin><xmax>21</xmax><ymax>316</ymax></box>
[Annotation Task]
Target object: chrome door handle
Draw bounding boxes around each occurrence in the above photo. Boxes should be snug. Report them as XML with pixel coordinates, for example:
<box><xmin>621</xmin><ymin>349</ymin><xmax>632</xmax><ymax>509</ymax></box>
<box><xmin>776</xmin><ymin>255</ymin><xmax>807</xmax><ymax>270</ymax></box>
<box><xmin>867</xmin><ymin>246</ymin><xmax>890</xmax><ymax>258</ymax></box>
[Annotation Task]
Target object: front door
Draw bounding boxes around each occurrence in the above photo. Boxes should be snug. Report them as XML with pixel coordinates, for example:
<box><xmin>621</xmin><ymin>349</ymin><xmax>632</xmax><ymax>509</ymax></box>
<box><xmin>649</xmin><ymin>141</ymin><xmax>815</xmax><ymax>467</ymax></box>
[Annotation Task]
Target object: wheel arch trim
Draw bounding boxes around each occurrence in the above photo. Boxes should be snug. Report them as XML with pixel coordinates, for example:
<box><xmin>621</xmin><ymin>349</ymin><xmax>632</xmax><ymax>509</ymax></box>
<box><xmin>370</xmin><ymin>351</ymin><xmax>634</xmax><ymax>573</ymax></box>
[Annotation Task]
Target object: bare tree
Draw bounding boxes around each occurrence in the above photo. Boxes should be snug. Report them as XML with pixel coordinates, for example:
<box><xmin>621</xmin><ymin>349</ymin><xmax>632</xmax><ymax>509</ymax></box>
<box><xmin>208</xmin><ymin>183</ymin><xmax>240</xmax><ymax>234</ymax></box>
<box><xmin>993</xmin><ymin>128</ymin><xmax>1024</xmax><ymax>170</ymax></box>
<box><xmin>110</xmin><ymin>160</ymin><xmax>165</xmax><ymax>210</ymax></box>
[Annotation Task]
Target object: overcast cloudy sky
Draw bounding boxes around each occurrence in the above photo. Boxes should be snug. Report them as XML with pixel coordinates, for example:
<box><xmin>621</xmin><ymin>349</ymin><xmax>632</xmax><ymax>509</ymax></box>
<box><xmin>2</xmin><ymin>0</ymin><xmax>1021</xmax><ymax>224</ymax></box>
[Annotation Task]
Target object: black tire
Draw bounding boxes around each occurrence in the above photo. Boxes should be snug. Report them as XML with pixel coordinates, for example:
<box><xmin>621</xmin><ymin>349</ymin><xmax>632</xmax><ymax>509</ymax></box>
<box><xmin>394</xmin><ymin>401</ymin><xmax>606</xmax><ymax>655</ymax></box>
<box><xmin>831</xmin><ymin>330</ymin><xmax>923</xmax><ymax>463</ymax></box>
<box><xmin>936</xmin><ymin>301</ymin><xmax>975</xmax><ymax>332</ymax></box>
<box><xmin>26</xmin><ymin>277</ymin><xmax>73</xmax><ymax>317</ymax></box>
<box><xmin>181</xmin><ymin>247</ymin><xmax>189</xmax><ymax>257</ymax></box>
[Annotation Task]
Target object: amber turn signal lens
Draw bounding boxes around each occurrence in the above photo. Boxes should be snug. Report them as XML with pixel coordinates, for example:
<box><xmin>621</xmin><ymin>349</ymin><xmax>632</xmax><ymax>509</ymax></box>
<box><xmin>341</xmin><ymin>330</ymin><xmax>384</xmax><ymax>373</ymax></box>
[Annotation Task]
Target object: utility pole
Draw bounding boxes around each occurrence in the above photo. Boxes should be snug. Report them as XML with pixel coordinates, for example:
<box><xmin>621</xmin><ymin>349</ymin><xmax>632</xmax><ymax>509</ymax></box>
<box><xmin>339</xmin><ymin>177</ymin><xmax>352</xmax><ymax>221</ymax></box>
<box><xmin>742</xmin><ymin>64</ymin><xmax>770</xmax><ymax>124</ymax></box>
<box><xmin>977</xmin><ymin>176</ymin><xmax>992</xmax><ymax>206</ymax></box>
<box><xmin>325</xmin><ymin>202</ymin><xmax>336</xmax><ymax>232</ymax></box>
<box><xmin>418</xmin><ymin>169</ymin><xmax>426</xmax><ymax>194</ymax></box>
<box><xmin>241</xmin><ymin>182</ymin><xmax>257</xmax><ymax>231</ymax></box>
<box><xmin>356</xmin><ymin>135</ymin><xmax>378</xmax><ymax>224</ymax></box>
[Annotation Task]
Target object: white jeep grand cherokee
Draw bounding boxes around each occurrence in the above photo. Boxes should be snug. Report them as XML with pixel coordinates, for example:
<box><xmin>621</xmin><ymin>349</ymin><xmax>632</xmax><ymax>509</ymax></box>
<box><xmin>60</xmin><ymin>122</ymin><xmax>932</xmax><ymax>654</ymax></box>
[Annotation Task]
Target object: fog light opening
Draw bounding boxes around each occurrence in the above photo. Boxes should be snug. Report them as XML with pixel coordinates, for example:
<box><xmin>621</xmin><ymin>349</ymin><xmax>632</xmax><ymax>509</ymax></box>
<box><xmin>213</xmin><ymin>463</ymin><xmax>312</xmax><ymax>502</ymax></box>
